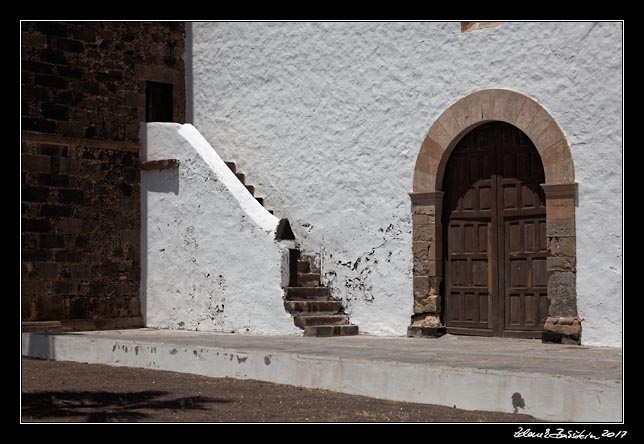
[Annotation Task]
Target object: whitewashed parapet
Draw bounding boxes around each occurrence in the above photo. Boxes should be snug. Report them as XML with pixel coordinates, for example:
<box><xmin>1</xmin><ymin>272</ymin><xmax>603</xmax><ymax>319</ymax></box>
<box><xmin>140</xmin><ymin>123</ymin><xmax>298</xmax><ymax>335</ymax></box>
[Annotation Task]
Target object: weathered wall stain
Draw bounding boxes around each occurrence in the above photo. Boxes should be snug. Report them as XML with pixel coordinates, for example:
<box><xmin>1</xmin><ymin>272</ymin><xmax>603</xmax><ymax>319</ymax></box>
<box><xmin>320</xmin><ymin>219</ymin><xmax>408</xmax><ymax>328</ymax></box>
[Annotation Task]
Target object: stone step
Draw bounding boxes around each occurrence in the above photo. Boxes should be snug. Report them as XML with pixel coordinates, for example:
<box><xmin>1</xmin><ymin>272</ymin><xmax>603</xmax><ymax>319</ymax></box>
<box><xmin>297</xmin><ymin>260</ymin><xmax>310</xmax><ymax>273</ymax></box>
<box><xmin>303</xmin><ymin>324</ymin><xmax>360</xmax><ymax>337</ymax></box>
<box><xmin>297</xmin><ymin>272</ymin><xmax>320</xmax><ymax>287</ymax></box>
<box><xmin>284</xmin><ymin>300</ymin><xmax>343</xmax><ymax>314</ymax></box>
<box><xmin>294</xmin><ymin>315</ymin><xmax>349</xmax><ymax>328</ymax></box>
<box><xmin>255</xmin><ymin>197</ymin><xmax>264</xmax><ymax>206</ymax></box>
<box><xmin>245</xmin><ymin>184</ymin><xmax>255</xmax><ymax>196</ymax></box>
<box><xmin>235</xmin><ymin>172</ymin><xmax>245</xmax><ymax>184</ymax></box>
<box><xmin>285</xmin><ymin>287</ymin><xmax>330</xmax><ymax>300</ymax></box>
<box><xmin>225</xmin><ymin>161</ymin><xmax>236</xmax><ymax>173</ymax></box>
<box><xmin>300</xmin><ymin>255</ymin><xmax>319</xmax><ymax>273</ymax></box>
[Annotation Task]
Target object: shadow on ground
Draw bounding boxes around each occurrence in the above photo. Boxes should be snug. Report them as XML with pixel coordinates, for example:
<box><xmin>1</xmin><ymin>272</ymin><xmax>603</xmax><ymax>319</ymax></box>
<box><xmin>22</xmin><ymin>390</ymin><xmax>230</xmax><ymax>422</ymax></box>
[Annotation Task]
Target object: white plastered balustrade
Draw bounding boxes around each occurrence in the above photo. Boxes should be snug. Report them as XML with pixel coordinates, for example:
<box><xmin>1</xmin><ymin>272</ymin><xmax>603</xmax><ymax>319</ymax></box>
<box><xmin>141</xmin><ymin>123</ymin><xmax>298</xmax><ymax>335</ymax></box>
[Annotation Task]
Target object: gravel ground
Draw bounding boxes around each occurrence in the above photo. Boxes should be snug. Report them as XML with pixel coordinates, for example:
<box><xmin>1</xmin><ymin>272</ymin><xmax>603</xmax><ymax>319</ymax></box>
<box><xmin>21</xmin><ymin>357</ymin><xmax>538</xmax><ymax>423</ymax></box>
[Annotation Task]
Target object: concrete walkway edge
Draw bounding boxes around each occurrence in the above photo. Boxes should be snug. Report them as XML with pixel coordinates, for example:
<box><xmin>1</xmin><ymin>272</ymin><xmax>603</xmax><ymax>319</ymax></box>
<box><xmin>21</xmin><ymin>331</ymin><xmax>622</xmax><ymax>422</ymax></box>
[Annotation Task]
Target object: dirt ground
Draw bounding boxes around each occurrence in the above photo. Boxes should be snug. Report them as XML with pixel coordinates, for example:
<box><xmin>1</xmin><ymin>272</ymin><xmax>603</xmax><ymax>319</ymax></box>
<box><xmin>22</xmin><ymin>357</ymin><xmax>539</xmax><ymax>423</ymax></box>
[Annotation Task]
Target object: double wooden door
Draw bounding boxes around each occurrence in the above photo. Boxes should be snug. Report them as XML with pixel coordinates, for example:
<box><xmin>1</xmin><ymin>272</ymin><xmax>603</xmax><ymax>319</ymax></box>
<box><xmin>443</xmin><ymin>122</ymin><xmax>548</xmax><ymax>337</ymax></box>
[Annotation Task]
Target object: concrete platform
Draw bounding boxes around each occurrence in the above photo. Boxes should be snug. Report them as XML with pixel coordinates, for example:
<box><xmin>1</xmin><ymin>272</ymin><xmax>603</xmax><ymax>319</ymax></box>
<box><xmin>21</xmin><ymin>329</ymin><xmax>622</xmax><ymax>422</ymax></box>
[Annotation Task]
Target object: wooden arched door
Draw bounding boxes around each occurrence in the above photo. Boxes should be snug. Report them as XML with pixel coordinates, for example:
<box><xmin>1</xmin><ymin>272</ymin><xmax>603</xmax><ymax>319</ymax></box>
<box><xmin>442</xmin><ymin>122</ymin><xmax>549</xmax><ymax>337</ymax></box>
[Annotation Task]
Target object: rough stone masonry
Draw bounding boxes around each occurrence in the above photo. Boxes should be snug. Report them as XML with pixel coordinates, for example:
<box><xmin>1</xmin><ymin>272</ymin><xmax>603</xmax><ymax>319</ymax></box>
<box><xmin>21</xmin><ymin>21</ymin><xmax>186</xmax><ymax>330</ymax></box>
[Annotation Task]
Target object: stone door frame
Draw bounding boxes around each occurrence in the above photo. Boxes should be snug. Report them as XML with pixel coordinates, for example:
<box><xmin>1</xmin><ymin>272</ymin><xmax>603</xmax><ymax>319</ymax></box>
<box><xmin>408</xmin><ymin>89</ymin><xmax>581</xmax><ymax>343</ymax></box>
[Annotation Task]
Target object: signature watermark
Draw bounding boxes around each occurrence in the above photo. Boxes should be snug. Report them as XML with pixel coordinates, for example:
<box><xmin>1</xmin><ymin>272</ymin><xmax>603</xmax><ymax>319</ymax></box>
<box><xmin>514</xmin><ymin>427</ymin><xmax>628</xmax><ymax>439</ymax></box>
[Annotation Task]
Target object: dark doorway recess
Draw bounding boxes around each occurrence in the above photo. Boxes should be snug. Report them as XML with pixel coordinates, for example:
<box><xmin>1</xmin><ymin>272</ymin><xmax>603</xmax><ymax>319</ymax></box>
<box><xmin>146</xmin><ymin>81</ymin><xmax>174</xmax><ymax>122</ymax></box>
<box><xmin>442</xmin><ymin>122</ymin><xmax>548</xmax><ymax>338</ymax></box>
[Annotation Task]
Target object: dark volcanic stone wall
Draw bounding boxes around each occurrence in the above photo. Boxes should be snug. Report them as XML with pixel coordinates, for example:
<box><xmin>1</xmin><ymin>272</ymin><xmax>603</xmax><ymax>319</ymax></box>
<box><xmin>21</xmin><ymin>21</ymin><xmax>186</xmax><ymax>329</ymax></box>
<box><xmin>22</xmin><ymin>21</ymin><xmax>186</xmax><ymax>141</ymax></box>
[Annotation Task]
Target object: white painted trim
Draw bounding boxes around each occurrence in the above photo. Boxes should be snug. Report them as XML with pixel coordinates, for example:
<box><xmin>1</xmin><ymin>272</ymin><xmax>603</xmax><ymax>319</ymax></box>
<box><xmin>176</xmin><ymin>124</ymin><xmax>280</xmax><ymax>236</ymax></box>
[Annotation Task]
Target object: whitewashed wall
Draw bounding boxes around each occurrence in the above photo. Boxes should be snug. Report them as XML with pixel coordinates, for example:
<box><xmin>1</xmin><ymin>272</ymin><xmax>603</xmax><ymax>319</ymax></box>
<box><xmin>188</xmin><ymin>22</ymin><xmax>623</xmax><ymax>346</ymax></box>
<box><xmin>141</xmin><ymin>123</ymin><xmax>298</xmax><ymax>335</ymax></box>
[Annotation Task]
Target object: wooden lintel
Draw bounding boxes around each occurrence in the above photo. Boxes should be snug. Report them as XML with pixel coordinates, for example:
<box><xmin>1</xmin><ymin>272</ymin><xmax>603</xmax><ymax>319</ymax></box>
<box><xmin>141</xmin><ymin>159</ymin><xmax>180</xmax><ymax>171</ymax></box>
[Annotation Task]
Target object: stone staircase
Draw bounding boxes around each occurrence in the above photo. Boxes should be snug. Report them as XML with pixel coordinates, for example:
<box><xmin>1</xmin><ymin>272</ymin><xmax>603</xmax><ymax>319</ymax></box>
<box><xmin>284</xmin><ymin>251</ymin><xmax>359</xmax><ymax>337</ymax></box>
<box><xmin>224</xmin><ymin>161</ymin><xmax>358</xmax><ymax>337</ymax></box>
<box><xmin>225</xmin><ymin>161</ymin><xmax>273</xmax><ymax>214</ymax></box>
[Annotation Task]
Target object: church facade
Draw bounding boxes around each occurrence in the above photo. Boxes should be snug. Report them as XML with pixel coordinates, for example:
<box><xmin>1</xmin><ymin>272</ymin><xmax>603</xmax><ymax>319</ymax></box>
<box><xmin>22</xmin><ymin>21</ymin><xmax>623</xmax><ymax>347</ymax></box>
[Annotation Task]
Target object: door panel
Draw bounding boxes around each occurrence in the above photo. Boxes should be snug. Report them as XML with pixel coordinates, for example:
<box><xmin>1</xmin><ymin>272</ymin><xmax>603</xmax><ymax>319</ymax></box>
<box><xmin>443</xmin><ymin>123</ymin><xmax>497</xmax><ymax>332</ymax></box>
<box><xmin>504</xmin><ymin>218</ymin><xmax>548</xmax><ymax>331</ymax></box>
<box><xmin>498</xmin><ymin>127</ymin><xmax>547</xmax><ymax>334</ymax></box>
<box><xmin>446</xmin><ymin>220</ymin><xmax>493</xmax><ymax>329</ymax></box>
<box><xmin>443</xmin><ymin>122</ymin><xmax>548</xmax><ymax>337</ymax></box>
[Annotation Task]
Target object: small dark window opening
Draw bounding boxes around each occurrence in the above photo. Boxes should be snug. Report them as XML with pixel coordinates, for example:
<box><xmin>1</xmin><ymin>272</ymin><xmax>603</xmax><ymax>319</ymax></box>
<box><xmin>145</xmin><ymin>81</ymin><xmax>174</xmax><ymax>122</ymax></box>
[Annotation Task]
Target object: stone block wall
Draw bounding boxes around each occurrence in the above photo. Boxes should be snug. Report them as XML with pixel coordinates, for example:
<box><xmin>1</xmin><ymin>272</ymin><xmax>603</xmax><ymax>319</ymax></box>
<box><xmin>21</xmin><ymin>21</ymin><xmax>186</xmax><ymax>330</ymax></box>
<box><xmin>22</xmin><ymin>139</ymin><xmax>140</xmax><ymax>325</ymax></box>
<box><xmin>22</xmin><ymin>21</ymin><xmax>186</xmax><ymax>141</ymax></box>
<box><xmin>409</xmin><ymin>192</ymin><xmax>444</xmax><ymax>334</ymax></box>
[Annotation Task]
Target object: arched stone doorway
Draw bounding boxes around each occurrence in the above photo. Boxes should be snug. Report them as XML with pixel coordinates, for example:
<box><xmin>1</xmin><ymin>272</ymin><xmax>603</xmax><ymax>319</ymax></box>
<box><xmin>408</xmin><ymin>89</ymin><xmax>581</xmax><ymax>343</ymax></box>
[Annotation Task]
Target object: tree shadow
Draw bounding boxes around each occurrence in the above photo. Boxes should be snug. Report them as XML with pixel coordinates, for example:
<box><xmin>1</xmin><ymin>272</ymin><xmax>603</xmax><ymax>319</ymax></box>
<box><xmin>22</xmin><ymin>390</ymin><xmax>231</xmax><ymax>422</ymax></box>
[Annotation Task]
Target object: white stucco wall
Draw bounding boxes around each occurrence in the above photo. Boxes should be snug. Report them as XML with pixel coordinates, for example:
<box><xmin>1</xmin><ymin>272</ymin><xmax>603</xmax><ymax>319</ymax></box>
<box><xmin>141</xmin><ymin>123</ymin><xmax>298</xmax><ymax>335</ymax></box>
<box><xmin>188</xmin><ymin>21</ymin><xmax>623</xmax><ymax>346</ymax></box>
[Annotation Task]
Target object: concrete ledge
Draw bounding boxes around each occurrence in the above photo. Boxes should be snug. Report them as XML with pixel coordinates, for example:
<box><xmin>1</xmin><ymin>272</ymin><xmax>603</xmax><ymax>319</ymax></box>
<box><xmin>22</xmin><ymin>321</ymin><xmax>63</xmax><ymax>332</ymax></box>
<box><xmin>22</xmin><ymin>317</ymin><xmax>144</xmax><ymax>332</ymax></box>
<box><xmin>22</xmin><ymin>330</ymin><xmax>622</xmax><ymax>422</ymax></box>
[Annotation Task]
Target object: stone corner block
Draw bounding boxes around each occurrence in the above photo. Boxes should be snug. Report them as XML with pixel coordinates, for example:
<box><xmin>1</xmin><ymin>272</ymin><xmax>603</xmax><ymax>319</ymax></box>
<box><xmin>410</xmin><ymin>313</ymin><xmax>442</xmax><ymax>328</ymax></box>
<box><xmin>543</xmin><ymin>316</ymin><xmax>582</xmax><ymax>341</ymax></box>
<box><xmin>413</xmin><ymin>294</ymin><xmax>440</xmax><ymax>314</ymax></box>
